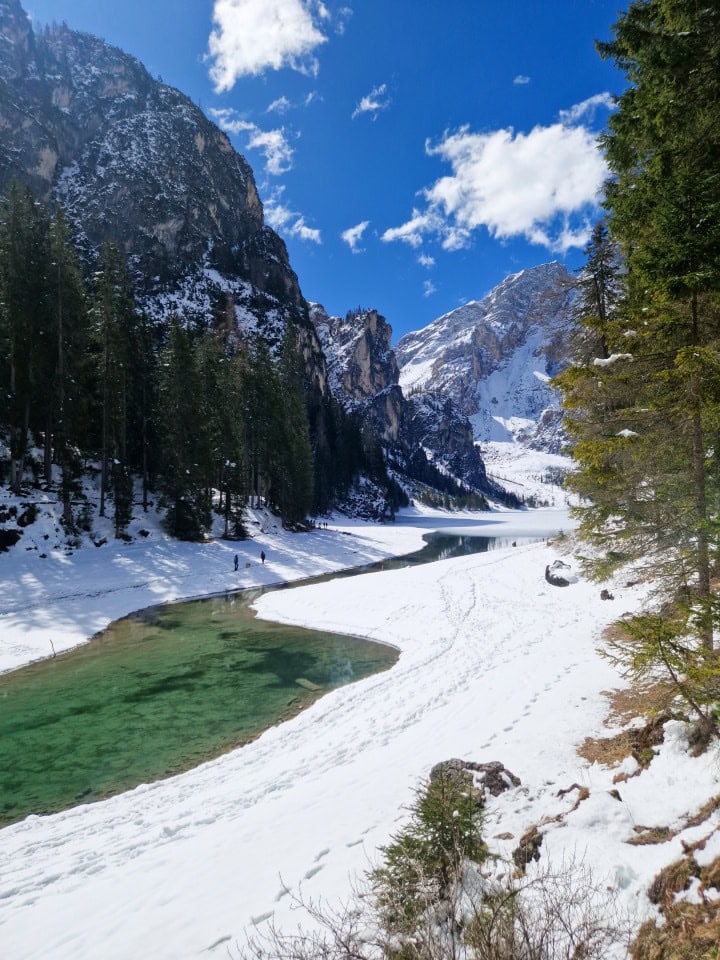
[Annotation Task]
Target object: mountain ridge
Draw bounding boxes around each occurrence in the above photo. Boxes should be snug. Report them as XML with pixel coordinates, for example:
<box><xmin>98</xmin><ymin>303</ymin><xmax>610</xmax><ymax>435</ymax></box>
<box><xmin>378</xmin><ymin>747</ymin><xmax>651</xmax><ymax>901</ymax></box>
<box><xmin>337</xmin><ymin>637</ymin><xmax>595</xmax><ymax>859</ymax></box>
<box><xmin>396</xmin><ymin>261</ymin><xmax>577</xmax><ymax>451</ymax></box>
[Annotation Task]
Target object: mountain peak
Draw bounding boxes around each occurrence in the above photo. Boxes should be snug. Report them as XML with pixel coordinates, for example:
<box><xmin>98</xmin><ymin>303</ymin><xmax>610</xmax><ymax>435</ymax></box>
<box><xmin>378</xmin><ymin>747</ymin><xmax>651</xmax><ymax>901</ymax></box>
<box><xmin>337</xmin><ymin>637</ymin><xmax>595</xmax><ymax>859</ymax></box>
<box><xmin>396</xmin><ymin>262</ymin><xmax>576</xmax><ymax>448</ymax></box>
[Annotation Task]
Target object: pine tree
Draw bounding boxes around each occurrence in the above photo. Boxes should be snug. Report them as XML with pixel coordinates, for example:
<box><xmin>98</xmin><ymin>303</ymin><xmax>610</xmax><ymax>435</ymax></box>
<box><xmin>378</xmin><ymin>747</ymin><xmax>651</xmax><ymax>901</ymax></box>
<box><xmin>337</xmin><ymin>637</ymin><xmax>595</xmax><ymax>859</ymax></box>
<box><xmin>157</xmin><ymin>318</ymin><xmax>211</xmax><ymax>539</ymax></box>
<box><xmin>93</xmin><ymin>244</ymin><xmax>141</xmax><ymax>535</ymax></box>
<box><xmin>240</xmin><ymin>335</ymin><xmax>279</xmax><ymax>509</ymax></box>
<box><xmin>557</xmin><ymin>0</ymin><xmax>720</xmax><ymax>710</ymax></box>
<box><xmin>271</xmin><ymin>327</ymin><xmax>313</xmax><ymax>526</ymax></box>
<box><xmin>216</xmin><ymin>351</ymin><xmax>248</xmax><ymax>538</ymax></box>
<box><xmin>571</xmin><ymin>222</ymin><xmax>624</xmax><ymax>362</ymax></box>
<box><xmin>596</xmin><ymin>0</ymin><xmax>720</xmax><ymax>651</ymax></box>
<box><xmin>0</xmin><ymin>182</ymin><xmax>50</xmax><ymax>492</ymax></box>
<box><xmin>45</xmin><ymin>208</ymin><xmax>90</xmax><ymax>527</ymax></box>
<box><xmin>131</xmin><ymin>312</ymin><xmax>157</xmax><ymax>513</ymax></box>
<box><xmin>193</xmin><ymin>331</ymin><xmax>248</xmax><ymax>537</ymax></box>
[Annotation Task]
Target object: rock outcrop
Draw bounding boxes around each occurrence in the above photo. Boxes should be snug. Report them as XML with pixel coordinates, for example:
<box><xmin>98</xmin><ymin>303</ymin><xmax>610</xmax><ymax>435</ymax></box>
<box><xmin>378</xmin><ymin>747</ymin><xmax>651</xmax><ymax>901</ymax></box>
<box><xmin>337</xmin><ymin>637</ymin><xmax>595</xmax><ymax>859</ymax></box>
<box><xmin>430</xmin><ymin>758</ymin><xmax>522</xmax><ymax>808</ymax></box>
<box><xmin>311</xmin><ymin>305</ymin><xmax>404</xmax><ymax>442</ymax></box>
<box><xmin>314</xmin><ymin>304</ymin><xmax>495</xmax><ymax>499</ymax></box>
<box><xmin>0</xmin><ymin>0</ymin><xmax>326</xmax><ymax>387</ymax></box>
<box><xmin>396</xmin><ymin>262</ymin><xmax>577</xmax><ymax>452</ymax></box>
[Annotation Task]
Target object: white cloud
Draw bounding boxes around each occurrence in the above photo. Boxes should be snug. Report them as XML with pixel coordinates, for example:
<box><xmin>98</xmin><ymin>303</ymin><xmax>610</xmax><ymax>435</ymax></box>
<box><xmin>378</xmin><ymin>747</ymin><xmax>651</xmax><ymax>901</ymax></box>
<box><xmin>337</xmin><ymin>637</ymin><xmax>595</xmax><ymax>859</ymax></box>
<box><xmin>423</xmin><ymin>279</ymin><xmax>437</xmax><ymax>298</ymax></box>
<box><xmin>417</xmin><ymin>253</ymin><xmax>435</xmax><ymax>268</ymax></box>
<box><xmin>246</xmin><ymin>128</ymin><xmax>295</xmax><ymax>174</ymax></box>
<box><xmin>513</xmin><ymin>75</ymin><xmax>531</xmax><ymax>85</ymax></box>
<box><xmin>558</xmin><ymin>92</ymin><xmax>615</xmax><ymax>125</ymax></box>
<box><xmin>210</xmin><ymin>107</ymin><xmax>252</xmax><ymax>133</ymax></box>
<box><xmin>383</xmin><ymin>118</ymin><xmax>608</xmax><ymax>255</ymax></box>
<box><xmin>210</xmin><ymin>108</ymin><xmax>294</xmax><ymax>175</ymax></box>
<box><xmin>208</xmin><ymin>0</ymin><xmax>328</xmax><ymax>90</ymax></box>
<box><xmin>264</xmin><ymin>188</ymin><xmax>322</xmax><ymax>243</ymax></box>
<box><xmin>352</xmin><ymin>83</ymin><xmax>391</xmax><ymax>120</ymax></box>
<box><xmin>291</xmin><ymin>217</ymin><xmax>322</xmax><ymax>243</ymax></box>
<box><xmin>341</xmin><ymin>220</ymin><xmax>370</xmax><ymax>253</ymax></box>
<box><xmin>381</xmin><ymin>208</ymin><xmax>441</xmax><ymax>248</ymax></box>
<box><xmin>264</xmin><ymin>195</ymin><xmax>294</xmax><ymax>230</ymax></box>
<box><xmin>267</xmin><ymin>96</ymin><xmax>291</xmax><ymax>114</ymax></box>
<box><xmin>266</xmin><ymin>92</ymin><xmax>321</xmax><ymax>113</ymax></box>
<box><xmin>335</xmin><ymin>6</ymin><xmax>353</xmax><ymax>34</ymax></box>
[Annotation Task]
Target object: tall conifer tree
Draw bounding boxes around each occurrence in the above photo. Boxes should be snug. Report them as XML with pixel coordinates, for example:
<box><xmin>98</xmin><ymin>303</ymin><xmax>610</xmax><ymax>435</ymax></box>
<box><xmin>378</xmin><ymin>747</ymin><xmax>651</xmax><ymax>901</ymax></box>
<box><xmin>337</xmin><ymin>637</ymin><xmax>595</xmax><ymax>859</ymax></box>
<box><xmin>46</xmin><ymin>208</ymin><xmax>90</xmax><ymax>526</ymax></box>
<box><xmin>93</xmin><ymin>244</ymin><xmax>140</xmax><ymax>534</ymax></box>
<box><xmin>0</xmin><ymin>182</ymin><xmax>50</xmax><ymax>492</ymax></box>
<box><xmin>560</xmin><ymin>1</ymin><xmax>720</xmax><ymax>672</ymax></box>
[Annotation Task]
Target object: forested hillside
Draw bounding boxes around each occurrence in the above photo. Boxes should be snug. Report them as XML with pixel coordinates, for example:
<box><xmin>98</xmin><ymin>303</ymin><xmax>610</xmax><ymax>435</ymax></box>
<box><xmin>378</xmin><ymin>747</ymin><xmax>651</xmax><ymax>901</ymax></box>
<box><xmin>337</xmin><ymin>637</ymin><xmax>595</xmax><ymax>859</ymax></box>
<box><xmin>0</xmin><ymin>182</ymin><xmax>390</xmax><ymax>538</ymax></box>
<box><xmin>0</xmin><ymin>0</ymin><xmax>420</xmax><ymax>538</ymax></box>
<box><xmin>557</xmin><ymin>0</ymin><xmax>720</xmax><ymax>742</ymax></box>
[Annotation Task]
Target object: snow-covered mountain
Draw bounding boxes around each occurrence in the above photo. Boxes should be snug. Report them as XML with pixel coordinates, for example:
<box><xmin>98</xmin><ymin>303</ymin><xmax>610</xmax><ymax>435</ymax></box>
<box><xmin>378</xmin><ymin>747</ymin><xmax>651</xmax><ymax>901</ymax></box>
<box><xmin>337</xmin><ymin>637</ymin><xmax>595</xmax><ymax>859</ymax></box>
<box><xmin>312</xmin><ymin>304</ymin><xmax>511</xmax><ymax>502</ymax></box>
<box><xmin>0</xmin><ymin>0</ymin><xmax>326</xmax><ymax>386</ymax></box>
<box><xmin>396</xmin><ymin>262</ymin><xmax>577</xmax><ymax>452</ymax></box>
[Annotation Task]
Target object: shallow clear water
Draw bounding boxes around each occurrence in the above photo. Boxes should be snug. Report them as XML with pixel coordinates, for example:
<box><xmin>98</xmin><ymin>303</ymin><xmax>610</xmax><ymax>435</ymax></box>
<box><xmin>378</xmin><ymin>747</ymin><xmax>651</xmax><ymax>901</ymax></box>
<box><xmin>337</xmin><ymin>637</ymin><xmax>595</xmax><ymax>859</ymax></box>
<box><xmin>0</xmin><ymin>531</ymin><xmax>533</xmax><ymax>825</ymax></box>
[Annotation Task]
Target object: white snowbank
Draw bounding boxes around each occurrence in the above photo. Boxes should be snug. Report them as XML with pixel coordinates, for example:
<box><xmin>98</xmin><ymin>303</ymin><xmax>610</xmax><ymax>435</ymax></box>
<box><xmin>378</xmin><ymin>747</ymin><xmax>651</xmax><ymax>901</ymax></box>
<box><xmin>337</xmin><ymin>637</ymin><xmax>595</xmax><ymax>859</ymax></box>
<box><xmin>0</xmin><ymin>507</ymin><xmax>718</xmax><ymax>960</ymax></box>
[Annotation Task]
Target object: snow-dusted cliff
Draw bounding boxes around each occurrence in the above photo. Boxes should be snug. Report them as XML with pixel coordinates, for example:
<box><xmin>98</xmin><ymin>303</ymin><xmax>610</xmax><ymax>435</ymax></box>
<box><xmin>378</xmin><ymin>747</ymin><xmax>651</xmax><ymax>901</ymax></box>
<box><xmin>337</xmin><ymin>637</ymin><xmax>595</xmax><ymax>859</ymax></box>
<box><xmin>396</xmin><ymin>262</ymin><xmax>576</xmax><ymax>451</ymax></box>
<box><xmin>312</xmin><ymin>304</ymin><xmax>498</xmax><ymax>500</ymax></box>
<box><xmin>0</xmin><ymin>0</ymin><xmax>326</xmax><ymax>383</ymax></box>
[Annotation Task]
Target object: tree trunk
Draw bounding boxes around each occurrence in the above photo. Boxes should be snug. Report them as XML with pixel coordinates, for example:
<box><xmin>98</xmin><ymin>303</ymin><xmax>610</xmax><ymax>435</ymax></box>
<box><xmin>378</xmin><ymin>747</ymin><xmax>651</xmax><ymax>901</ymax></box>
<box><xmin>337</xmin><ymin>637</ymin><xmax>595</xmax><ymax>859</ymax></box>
<box><xmin>689</xmin><ymin>293</ymin><xmax>713</xmax><ymax>652</ymax></box>
<box><xmin>44</xmin><ymin>411</ymin><xmax>52</xmax><ymax>484</ymax></box>
<box><xmin>99</xmin><ymin>331</ymin><xmax>108</xmax><ymax>518</ymax></box>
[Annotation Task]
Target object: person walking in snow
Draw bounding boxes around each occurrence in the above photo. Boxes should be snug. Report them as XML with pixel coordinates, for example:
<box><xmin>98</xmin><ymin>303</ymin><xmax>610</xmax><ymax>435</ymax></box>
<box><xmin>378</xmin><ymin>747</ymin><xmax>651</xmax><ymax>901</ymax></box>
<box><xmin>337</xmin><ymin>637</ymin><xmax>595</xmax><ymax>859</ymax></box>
<box><xmin>260</xmin><ymin>550</ymin><xmax>266</xmax><ymax>564</ymax></box>
<box><xmin>234</xmin><ymin>554</ymin><xmax>239</xmax><ymax>571</ymax></box>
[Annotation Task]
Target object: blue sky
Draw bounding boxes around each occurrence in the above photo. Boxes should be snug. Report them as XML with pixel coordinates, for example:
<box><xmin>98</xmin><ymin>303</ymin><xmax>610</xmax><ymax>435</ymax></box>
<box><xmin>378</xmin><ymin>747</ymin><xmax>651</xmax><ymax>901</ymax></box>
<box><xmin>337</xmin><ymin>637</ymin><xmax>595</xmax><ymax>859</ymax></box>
<box><xmin>27</xmin><ymin>0</ymin><xmax>625</xmax><ymax>341</ymax></box>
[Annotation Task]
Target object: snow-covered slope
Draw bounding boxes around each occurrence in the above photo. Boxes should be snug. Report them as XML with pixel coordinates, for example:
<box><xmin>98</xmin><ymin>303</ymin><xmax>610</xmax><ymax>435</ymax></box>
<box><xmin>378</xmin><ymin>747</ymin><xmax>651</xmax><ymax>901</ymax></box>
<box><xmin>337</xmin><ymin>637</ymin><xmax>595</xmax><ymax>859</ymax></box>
<box><xmin>2</xmin><ymin>513</ymin><xmax>719</xmax><ymax>960</ymax></box>
<box><xmin>396</xmin><ymin>262</ymin><xmax>576</xmax><ymax>450</ymax></box>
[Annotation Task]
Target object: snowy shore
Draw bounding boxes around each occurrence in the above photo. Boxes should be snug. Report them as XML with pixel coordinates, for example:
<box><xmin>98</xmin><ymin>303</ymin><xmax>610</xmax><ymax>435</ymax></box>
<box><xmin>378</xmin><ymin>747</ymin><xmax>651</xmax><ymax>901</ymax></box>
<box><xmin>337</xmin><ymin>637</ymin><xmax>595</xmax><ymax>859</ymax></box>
<box><xmin>1</xmin><ymin>506</ymin><xmax>719</xmax><ymax>960</ymax></box>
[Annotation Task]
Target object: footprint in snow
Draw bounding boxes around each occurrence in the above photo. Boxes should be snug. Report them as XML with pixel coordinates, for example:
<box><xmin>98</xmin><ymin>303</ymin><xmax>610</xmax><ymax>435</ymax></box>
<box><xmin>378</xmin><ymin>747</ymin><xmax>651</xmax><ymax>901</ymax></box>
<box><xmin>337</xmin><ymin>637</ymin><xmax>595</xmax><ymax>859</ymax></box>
<box><xmin>304</xmin><ymin>865</ymin><xmax>324</xmax><ymax>880</ymax></box>
<box><xmin>251</xmin><ymin>912</ymin><xmax>273</xmax><ymax>926</ymax></box>
<box><xmin>314</xmin><ymin>848</ymin><xmax>330</xmax><ymax>862</ymax></box>
<box><xmin>205</xmin><ymin>934</ymin><xmax>233</xmax><ymax>952</ymax></box>
<box><xmin>346</xmin><ymin>838</ymin><xmax>363</xmax><ymax>848</ymax></box>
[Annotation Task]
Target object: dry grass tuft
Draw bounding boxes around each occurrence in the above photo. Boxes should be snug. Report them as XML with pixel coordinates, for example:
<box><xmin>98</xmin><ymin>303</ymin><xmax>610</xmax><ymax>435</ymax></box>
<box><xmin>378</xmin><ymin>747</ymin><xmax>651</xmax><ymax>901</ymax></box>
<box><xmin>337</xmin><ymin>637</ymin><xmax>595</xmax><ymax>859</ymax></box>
<box><xmin>700</xmin><ymin>853</ymin><xmax>720</xmax><ymax>891</ymax></box>
<box><xmin>628</xmin><ymin>826</ymin><xmax>674</xmax><ymax>846</ymax></box>
<box><xmin>579</xmin><ymin>712</ymin><xmax>668</xmax><ymax>770</ymax></box>
<box><xmin>578</xmin><ymin>730</ymin><xmax>633</xmax><ymax>767</ymax></box>
<box><xmin>600</xmin><ymin>678</ymin><xmax>677</xmax><ymax>726</ymax></box>
<box><xmin>577</xmin><ymin>678</ymin><xmax>675</xmax><ymax>769</ymax></box>
<box><xmin>631</xmin><ymin>903</ymin><xmax>720</xmax><ymax>959</ymax></box>
<box><xmin>685</xmin><ymin>796</ymin><xmax>720</xmax><ymax>831</ymax></box>
<box><xmin>647</xmin><ymin>857</ymin><xmax>698</xmax><ymax>905</ymax></box>
<box><xmin>631</xmin><ymin>850</ymin><xmax>720</xmax><ymax>958</ymax></box>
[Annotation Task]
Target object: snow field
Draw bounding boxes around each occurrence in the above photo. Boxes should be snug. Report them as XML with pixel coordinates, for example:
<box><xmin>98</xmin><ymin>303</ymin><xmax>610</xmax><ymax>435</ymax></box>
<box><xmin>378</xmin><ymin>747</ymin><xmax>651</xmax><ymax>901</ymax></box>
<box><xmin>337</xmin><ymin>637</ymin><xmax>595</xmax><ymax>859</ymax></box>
<box><xmin>0</xmin><ymin>507</ymin><xmax>718</xmax><ymax>959</ymax></box>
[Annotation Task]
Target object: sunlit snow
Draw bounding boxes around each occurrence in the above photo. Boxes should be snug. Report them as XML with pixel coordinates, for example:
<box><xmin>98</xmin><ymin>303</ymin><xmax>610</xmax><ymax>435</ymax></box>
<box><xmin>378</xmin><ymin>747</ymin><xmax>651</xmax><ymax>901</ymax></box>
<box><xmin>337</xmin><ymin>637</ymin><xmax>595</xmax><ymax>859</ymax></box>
<box><xmin>0</xmin><ymin>506</ymin><xmax>718</xmax><ymax>960</ymax></box>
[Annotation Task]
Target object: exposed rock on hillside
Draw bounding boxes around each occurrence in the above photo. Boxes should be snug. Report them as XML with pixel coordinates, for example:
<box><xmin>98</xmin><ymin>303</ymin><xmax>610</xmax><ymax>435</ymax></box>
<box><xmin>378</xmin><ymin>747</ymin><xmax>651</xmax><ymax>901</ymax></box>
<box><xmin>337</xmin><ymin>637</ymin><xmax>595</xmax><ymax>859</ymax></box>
<box><xmin>311</xmin><ymin>305</ymin><xmax>404</xmax><ymax>443</ymax></box>
<box><xmin>396</xmin><ymin>262</ymin><xmax>577</xmax><ymax>452</ymax></box>
<box><xmin>0</xmin><ymin>0</ymin><xmax>326</xmax><ymax>385</ymax></box>
<box><xmin>313</xmin><ymin>304</ymin><xmax>493</xmax><ymax>499</ymax></box>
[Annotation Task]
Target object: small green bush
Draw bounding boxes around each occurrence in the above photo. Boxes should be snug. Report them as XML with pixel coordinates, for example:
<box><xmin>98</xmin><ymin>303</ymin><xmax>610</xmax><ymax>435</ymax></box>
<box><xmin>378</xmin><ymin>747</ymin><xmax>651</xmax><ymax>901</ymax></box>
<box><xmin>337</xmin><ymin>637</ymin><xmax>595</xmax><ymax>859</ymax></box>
<box><xmin>372</xmin><ymin>771</ymin><xmax>487</xmax><ymax>935</ymax></box>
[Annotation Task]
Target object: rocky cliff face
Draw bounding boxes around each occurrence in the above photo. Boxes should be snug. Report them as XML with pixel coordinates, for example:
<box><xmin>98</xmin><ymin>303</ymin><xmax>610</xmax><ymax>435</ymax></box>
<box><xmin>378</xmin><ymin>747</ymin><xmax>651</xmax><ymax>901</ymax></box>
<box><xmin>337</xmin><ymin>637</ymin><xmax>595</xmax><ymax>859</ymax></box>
<box><xmin>311</xmin><ymin>305</ymin><xmax>404</xmax><ymax>442</ymax></box>
<box><xmin>0</xmin><ymin>0</ymin><xmax>326</xmax><ymax>388</ymax></box>
<box><xmin>396</xmin><ymin>262</ymin><xmax>576</xmax><ymax>452</ymax></box>
<box><xmin>402</xmin><ymin>392</ymin><xmax>488</xmax><ymax>492</ymax></box>
<box><xmin>314</xmin><ymin>304</ymin><xmax>490</xmax><ymax>495</ymax></box>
